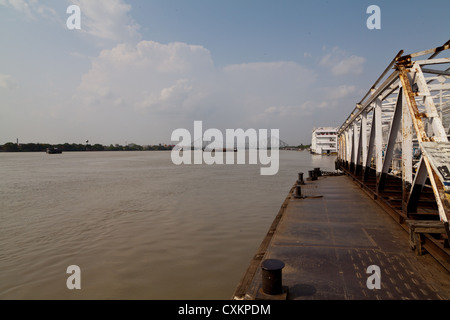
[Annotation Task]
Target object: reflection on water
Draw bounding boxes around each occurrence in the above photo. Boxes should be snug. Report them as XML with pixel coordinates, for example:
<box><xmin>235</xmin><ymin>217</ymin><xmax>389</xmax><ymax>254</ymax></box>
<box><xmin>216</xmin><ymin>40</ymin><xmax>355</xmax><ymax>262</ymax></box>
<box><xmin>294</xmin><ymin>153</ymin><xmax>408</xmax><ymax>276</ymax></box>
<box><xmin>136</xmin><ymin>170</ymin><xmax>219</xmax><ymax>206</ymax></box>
<box><xmin>0</xmin><ymin>151</ymin><xmax>336</xmax><ymax>299</ymax></box>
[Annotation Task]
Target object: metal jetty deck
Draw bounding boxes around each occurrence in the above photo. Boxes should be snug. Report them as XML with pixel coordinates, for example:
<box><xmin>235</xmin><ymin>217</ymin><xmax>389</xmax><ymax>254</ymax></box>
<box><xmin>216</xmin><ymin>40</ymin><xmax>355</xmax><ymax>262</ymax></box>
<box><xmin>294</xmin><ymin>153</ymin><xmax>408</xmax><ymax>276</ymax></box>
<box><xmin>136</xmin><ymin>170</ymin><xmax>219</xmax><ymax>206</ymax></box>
<box><xmin>232</xmin><ymin>173</ymin><xmax>450</xmax><ymax>300</ymax></box>
<box><xmin>233</xmin><ymin>42</ymin><xmax>450</xmax><ymax>300</ymax></box>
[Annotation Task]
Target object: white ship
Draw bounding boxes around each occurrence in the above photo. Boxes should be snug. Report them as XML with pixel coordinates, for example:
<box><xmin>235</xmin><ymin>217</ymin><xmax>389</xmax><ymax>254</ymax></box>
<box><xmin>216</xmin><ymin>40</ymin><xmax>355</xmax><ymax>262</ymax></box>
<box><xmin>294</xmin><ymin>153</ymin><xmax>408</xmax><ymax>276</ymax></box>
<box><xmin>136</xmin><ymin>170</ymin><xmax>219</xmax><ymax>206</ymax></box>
<box><xmin>311</xmin><ymin>127</ymin><xmax>338</xmax><ymax>155</ymax></box>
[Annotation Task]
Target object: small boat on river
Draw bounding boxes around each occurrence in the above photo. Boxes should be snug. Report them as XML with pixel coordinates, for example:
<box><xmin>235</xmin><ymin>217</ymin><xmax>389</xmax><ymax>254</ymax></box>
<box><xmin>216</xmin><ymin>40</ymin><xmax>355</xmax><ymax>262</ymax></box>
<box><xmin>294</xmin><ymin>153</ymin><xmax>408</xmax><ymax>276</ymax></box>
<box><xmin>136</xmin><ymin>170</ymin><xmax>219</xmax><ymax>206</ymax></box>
<box><xmin>46</xmin><ymin>147</ymin><xmax>62</xmax><ymax>154</ymax></box>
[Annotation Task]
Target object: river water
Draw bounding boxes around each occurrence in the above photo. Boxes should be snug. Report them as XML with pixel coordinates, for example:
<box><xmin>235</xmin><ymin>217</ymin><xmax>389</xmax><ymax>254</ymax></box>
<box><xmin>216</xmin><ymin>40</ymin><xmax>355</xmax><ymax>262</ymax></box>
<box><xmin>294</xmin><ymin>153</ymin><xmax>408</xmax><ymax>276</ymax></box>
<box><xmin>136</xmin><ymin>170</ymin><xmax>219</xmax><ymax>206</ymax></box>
<box><xmin>0</xmin><ymin>151</ymin><xmax>336</xmax><ymax>299</ymax></box>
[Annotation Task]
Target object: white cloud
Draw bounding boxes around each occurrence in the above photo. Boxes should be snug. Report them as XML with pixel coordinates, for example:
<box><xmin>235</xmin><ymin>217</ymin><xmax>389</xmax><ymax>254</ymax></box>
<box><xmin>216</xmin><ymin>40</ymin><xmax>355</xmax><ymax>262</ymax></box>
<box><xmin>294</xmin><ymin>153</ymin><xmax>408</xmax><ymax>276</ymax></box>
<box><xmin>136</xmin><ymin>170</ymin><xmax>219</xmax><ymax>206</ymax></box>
<box><xmin>0</xmin><ymin>0</ymin><xmax>136</xmax><ymax>42</ymax></box>
<box><xmin>0</xmin><ymin>74</ymin><xmax>18</xmax><ymax>89</ymax></box>
<box><xmin>72</xmin><ymin>0</ymin><xmax>140</xmax><ymax>42</ymax></box>
<box><xmin>135</xmin><ymin>78</ymin><xmax>195</xmax><ymax>112</ymax></box>
<box><xmin>257</xmin><ymin>83</ymin><xmax>358</xmax><ymax>131</ymax></box>
<box><xmin>73</xmin><ymin>40</ymin><xmax>322</xmax><ymax>137</ymax></box>
<box><xmin>222</xmin><ymin>61</ymin><xmax>317</xmax><ymax>112</ymax></box>
<box><xmin>0</xmin><ymin>0</ymin><xmax>57</xmax><ymax>20</ymax></box>
<box><xmin>320</xmin><ymin>47</ymin><xmax>366</xmax><ymax>76</ymax></box>
<box><xmin>326</xmin><ymin>84</ymin><xmax>357</xmax><ymax>100</ymax></box>
<box><xmin>77</xmin><ymin>41</ymin><xmax>214</xmax><ymax>115</ymax></box>
<box><xmin>0</xmin><ymin>0</ymin><xmax>33</xmax><ymax>18</ymax></box>
<box><xmin>331</xmin><ymin>56</ymin><xmax>366</xmax><ymax>76</ymax></box>
<box><xmin>262</xmin><ymin>104</ymin><xmax>310</xmax><ymax>118</ymax></box>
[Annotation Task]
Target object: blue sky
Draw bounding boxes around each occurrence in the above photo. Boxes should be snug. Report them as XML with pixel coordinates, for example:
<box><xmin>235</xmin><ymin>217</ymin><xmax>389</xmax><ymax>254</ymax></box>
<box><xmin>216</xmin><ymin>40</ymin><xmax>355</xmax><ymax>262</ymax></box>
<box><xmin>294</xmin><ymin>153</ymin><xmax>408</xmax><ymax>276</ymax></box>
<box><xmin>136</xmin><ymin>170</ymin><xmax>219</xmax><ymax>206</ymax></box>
<box><xmin>0</xmin><ymin>0</ymin><xmax>449</xmax><ymax>145</ymax></box>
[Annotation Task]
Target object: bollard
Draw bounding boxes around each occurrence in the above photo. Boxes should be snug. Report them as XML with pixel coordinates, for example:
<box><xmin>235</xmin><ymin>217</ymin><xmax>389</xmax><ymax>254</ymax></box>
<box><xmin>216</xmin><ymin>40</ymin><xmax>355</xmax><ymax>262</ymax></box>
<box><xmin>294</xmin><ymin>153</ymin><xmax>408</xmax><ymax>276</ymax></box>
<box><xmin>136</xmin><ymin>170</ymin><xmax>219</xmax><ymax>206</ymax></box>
<box><xmin>308</xmin><ymin>170</ymin><xmax>317</xmax><ymax>181</ymax></box>
<box><xmin>261</xmin><ymin>259</ymin><xmax>285</xmax><ymax>295</ymax></box>
<box><xmin>314</xmin><ymin>167</ymin><xmax>322</xmax><ymax>177</ymax></box>
<box><xmin>294</xmin><ymin>184</ymin><xmax>302</xmax><ymax>198</ymax></box>
<box><xmin>297</xmin><ymin>172</ymin><xmax>305</xmax><ymax>185</ymax></box>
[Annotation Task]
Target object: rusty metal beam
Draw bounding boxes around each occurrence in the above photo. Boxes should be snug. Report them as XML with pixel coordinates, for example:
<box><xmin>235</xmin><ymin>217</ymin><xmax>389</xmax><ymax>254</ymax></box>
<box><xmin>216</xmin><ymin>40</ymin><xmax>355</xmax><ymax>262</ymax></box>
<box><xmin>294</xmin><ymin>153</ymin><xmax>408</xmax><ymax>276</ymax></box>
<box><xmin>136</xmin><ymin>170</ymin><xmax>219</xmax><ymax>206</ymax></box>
<box><xmin>397</xmin><ymin>40</ymin><xmax>450</xmax><ymax>65</ymax></box>
<box><xmin>398</xmin><ymin>65</ymin><xmax>449</xmax><ymax>223</ymax></box>
<box><xmin>398</xmin><ymin>65</ymin><xmax>429</xmax><ymax>142</ymax></box>
<box><xmin>337</xmin><ymin>43</ymin><xmax>450</xmax><ymax>268</ymax></box>
<box><xmin>402</xmin><ymin>87</ymin><xmax>414</xmax><ymax>214</ymax></box>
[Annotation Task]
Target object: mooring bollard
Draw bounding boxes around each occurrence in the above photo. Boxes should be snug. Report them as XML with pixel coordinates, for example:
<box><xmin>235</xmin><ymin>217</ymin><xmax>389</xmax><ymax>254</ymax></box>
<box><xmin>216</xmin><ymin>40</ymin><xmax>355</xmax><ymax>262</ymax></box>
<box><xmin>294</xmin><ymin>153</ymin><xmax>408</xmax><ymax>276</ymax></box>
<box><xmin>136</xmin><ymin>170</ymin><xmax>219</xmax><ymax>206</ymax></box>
<box><xmin>308</xmin><ymin>169</ymin><xmax>317</xmax><ymax>181</ymax></box>
<box><xmin>294</xmin><ymin>184</ymin><xmax>302</xmax><ymax>198</ymax></box>
<box><xmin>261</xmin><ymin>259</ymin><xmax>285</xmax><ymax>295</ymax></box>
<box><xmin>314</xmin><ymin>167</ymin><xmax>322</xmax><ymax>177</ymax></box>
<box><xmin>297</xmin><ymin>172</ymin><xmax>305</xmax><ymax>185</ymax></box>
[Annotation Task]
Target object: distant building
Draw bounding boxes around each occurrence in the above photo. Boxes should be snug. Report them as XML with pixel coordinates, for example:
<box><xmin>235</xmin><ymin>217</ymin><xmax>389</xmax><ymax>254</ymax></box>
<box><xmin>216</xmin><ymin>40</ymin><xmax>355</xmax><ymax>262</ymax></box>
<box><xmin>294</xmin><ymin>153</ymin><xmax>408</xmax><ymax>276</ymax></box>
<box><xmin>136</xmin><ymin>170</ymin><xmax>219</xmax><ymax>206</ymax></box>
<box><xmin>311</xmin><ymin>127</ymin><xmax>338</xmax><ymax>155</ymax></box>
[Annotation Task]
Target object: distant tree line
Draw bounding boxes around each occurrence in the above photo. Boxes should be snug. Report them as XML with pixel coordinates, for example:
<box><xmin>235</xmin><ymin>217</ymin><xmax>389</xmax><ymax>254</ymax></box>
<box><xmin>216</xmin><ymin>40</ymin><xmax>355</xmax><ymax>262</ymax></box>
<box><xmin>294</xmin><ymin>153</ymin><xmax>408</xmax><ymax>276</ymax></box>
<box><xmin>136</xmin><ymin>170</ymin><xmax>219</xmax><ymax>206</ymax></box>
<box><xmin>0</xmin><ymin>142</ymin><xmax>309</xmax><ymax>152</ymax></box>
<box><xmin>0</xmin><ymin>142</ymin><xmax>175</xmax><ymax>152</ymax></box>
<box><xmin>279</xmin><ymin>144</ymin><xmax>311</xmax><ymax>150</ymax></box>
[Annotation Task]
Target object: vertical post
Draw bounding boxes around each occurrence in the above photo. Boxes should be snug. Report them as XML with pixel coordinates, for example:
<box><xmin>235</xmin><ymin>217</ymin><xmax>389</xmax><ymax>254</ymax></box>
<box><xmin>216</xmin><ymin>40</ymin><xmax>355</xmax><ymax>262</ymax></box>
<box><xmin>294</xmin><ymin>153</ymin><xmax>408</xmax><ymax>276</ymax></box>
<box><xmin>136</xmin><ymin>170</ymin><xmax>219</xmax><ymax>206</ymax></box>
<box><xmin>356</xmin><ymin>115</ymin><xmax>365</xmax><ymax>177</ymax></box>
<box><xmin>402</xmin><ymin>88</ymin><xmax>413</xmax><ymax>214</ymax></box>
<box><xmin>361</xmin><ymin>110</ymin><xmax>368</xmax><ymax>171</ymax></box>
<box><xmin>340</xmin><ymin>133</ymin><xmax>347</xmax><ymax>169</ymax></box>
<box><xmin>353</xmin><ymin>121</ymin><xmax>359</xmax><ymax>175</ymax></box>
<box><xmin>349</xmin><ymin>126</ymin><xmax>355</xmax><ymax>172</ymax></box>
<box><xmin>407</xmin><ymin>157</ymin><xmax>427</xmax><ymax>214</ymax></box>
<box><xmin>374</xmin><ymin>98</ymin><xmax>383</xmax><ymax>182</ymax></box>
<box><xmin>364</xmin><ymin>109</ymin><xmax>376</xmax><ymax>182</ymax></box>
<box><xmin>378</xmin><ymin>89</ymin><xmax>403</xmax><ymax>192</ymax></box>
<box><xmin>345</xmin><ymin>129</ymin><xmax>351</xmax><ymax>169</ymax></box>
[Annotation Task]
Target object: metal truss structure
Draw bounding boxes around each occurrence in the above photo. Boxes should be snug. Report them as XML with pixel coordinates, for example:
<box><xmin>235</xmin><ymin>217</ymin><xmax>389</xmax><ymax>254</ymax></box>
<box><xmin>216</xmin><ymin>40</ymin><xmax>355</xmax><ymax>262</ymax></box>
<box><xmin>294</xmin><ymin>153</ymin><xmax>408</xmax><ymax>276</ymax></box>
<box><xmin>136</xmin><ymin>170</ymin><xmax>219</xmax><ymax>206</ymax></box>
<box><xmin>336</xmin><ymin>40</ymin><xmax>450</xmax><ymax>268</ymax></box>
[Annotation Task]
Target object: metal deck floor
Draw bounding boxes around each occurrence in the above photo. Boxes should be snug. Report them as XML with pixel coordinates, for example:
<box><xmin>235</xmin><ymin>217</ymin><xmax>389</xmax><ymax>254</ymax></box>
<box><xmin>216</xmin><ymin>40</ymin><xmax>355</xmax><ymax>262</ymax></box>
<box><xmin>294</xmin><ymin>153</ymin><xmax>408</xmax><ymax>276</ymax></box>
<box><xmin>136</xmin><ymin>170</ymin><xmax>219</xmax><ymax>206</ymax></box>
<box><xmin>240</xmin><ymin>175</ymin><xmax>450</xmax><ymax>300</ymax></box>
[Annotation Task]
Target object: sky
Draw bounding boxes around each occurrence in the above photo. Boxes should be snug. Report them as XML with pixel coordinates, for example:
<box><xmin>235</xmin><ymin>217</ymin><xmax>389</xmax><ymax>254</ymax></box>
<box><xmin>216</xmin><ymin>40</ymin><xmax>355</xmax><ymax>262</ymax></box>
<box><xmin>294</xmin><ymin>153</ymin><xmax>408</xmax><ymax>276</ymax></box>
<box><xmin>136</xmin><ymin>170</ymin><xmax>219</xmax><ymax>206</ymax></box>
<box><xmin>0</xmin><ymin>0</ymin><xmax>449</xmax><ymax>146</ymax></box>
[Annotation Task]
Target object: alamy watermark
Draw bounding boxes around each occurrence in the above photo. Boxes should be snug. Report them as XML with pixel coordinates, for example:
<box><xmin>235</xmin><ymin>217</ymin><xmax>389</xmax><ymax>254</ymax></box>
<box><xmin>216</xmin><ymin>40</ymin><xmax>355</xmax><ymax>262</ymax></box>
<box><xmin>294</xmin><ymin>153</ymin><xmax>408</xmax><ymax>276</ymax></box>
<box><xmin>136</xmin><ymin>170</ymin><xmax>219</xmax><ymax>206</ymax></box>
<box><xmin>366</xmin><ymin>265</ymin><xmax>381</xmax><ymax>290</ymax></box>
<box><xmin>66</xmin><ymin>265</ymin><xmax>81</xmax><ymax>290</ymax></box>
<box><xmin>366</xmin><ymin>5</ymin><xmax>381</xmax><ymax>30</ymax></box>
<box><xmin>66</xmin><ymin>5</ymin><xmax>81</xmax><ymax>30</ymax></box>
<box><xmin>171</xmin><ymin>121</ymin><xmax>280</xmax><ymax>176</ymax></box>
<box><xmin>65</xmin><ymin>5</ymin><xmax>380</xmax><ymax>31</ymax></box>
